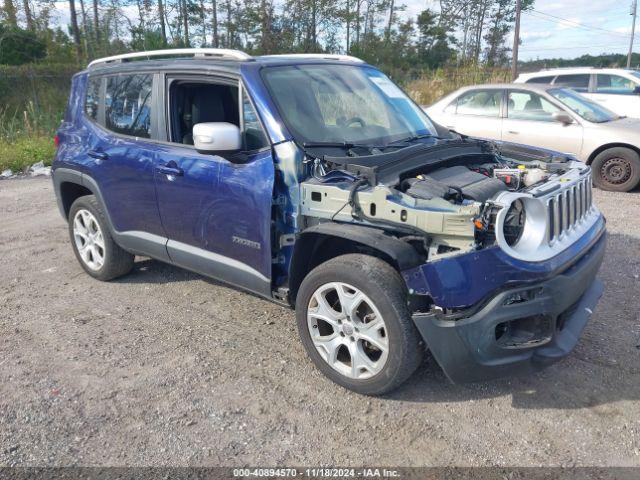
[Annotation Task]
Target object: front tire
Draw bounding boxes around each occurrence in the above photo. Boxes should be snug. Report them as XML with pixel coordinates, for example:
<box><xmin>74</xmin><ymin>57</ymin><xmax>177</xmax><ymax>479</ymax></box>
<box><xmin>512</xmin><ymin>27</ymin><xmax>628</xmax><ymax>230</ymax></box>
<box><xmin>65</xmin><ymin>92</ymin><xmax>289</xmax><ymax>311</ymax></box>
<box><xmin>295</xmin><ymin>254</ymin><xmax>423</xmax><ymax>395</ymax></box>
<box><xmin>591</xmin><ymin>147</ymin><xmax>640</xmax><ymax>192</ymax></box>
<box><xmin>68</xmin><ymin>195</ymin><xmax>134</xmax><ymax>281</ymax></box>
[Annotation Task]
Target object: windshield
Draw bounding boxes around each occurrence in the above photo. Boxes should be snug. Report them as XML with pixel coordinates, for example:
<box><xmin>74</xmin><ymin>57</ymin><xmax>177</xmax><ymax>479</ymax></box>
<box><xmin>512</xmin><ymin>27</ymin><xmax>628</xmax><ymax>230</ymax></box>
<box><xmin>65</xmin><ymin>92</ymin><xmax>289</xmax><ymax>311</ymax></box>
<box><xmin>261</xmin><ymin>64</ymin><xmax>436</xmax><ymax>145</ymax></box>
<box><xmin>548</xmin><ymin>88</ymin><xmax>619</xmax><ymax>123</ymax></box>
<box><xmin>631</xmin><ymin>71</ymin><xmax>640</xmax><ymax>82</ymax></box>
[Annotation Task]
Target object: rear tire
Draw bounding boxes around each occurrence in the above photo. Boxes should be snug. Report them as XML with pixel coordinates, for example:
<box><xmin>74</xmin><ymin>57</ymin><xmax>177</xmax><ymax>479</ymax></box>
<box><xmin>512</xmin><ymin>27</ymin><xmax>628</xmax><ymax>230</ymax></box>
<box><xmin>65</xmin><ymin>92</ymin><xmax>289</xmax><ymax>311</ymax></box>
<box><xmin>295</xmin><ymin>254</ymin><xmax>423</xmax><ymax>395</ymax></box>
<box><xmin>591</xmin><ymin>147</ymin><xmax>640</xmax><ymax>192</ymax></box>
<box><xmin>68</xmin><ymin>195</ymin><xmax>134</xmax><ymax>281</ymax></box>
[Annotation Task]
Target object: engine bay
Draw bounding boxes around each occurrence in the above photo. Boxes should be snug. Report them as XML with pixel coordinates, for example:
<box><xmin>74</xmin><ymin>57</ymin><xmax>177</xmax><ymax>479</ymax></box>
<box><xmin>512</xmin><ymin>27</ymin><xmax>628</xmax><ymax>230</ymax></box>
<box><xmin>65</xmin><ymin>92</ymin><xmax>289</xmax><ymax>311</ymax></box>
<box><xmin>299</xmin><ymin>137</ymin><xmax>587</xmax><ymax>262</ymax></box>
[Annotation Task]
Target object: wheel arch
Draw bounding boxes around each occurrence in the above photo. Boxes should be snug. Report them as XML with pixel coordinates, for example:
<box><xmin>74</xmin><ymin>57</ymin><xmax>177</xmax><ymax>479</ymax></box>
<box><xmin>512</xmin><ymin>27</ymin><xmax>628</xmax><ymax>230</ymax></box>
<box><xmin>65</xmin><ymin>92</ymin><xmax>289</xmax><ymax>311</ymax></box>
<box><xmin>58</xmin><ymin>181</ymin><xmax>93</xmax><ymax>219</ymax></box>
<box><xmin>287</xmin><ymin>223</ymin><xmax>424</xmax><ymax>305</ymax></box>
<box><xmin>586</xmin><ymin>143</ymin><xmax>640</xmax><ymax>165</ymax></box>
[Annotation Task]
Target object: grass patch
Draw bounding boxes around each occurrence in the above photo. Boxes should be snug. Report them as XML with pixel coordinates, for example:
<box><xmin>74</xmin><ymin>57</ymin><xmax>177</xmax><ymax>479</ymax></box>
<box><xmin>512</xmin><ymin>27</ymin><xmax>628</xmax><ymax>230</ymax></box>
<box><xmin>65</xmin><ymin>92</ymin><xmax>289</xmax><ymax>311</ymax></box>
<box><xmin>0</xmin><ymin>136</ymin><xmax>55</xmax><ymax>173</ymax></box>
<box><xmin>405</xmin><ymin>67</ymin><xmax>510</xmax><ymax>106</ymax></box>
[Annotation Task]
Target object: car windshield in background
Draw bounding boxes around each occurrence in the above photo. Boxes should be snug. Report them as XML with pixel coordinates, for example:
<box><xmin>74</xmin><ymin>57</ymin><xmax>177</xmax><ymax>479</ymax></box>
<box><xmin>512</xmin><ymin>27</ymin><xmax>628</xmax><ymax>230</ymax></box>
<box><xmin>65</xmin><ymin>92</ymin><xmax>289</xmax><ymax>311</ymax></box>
<box><xmin>548</xmin><ymin>88</ymin><xmax>619</xmax><ymax>123</ymax></box>
<box><xmin>261</xmin><ymin>64</ymin><xmax>436</xmax><ymax>146</ymax></box>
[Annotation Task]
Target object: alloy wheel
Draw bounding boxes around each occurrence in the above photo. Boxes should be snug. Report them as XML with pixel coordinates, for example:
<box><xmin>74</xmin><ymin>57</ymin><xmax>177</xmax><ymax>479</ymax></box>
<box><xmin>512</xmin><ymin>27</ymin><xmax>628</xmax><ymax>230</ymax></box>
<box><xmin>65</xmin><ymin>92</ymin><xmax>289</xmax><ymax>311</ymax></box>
<box><xmin>73</xmin><ymin>209</ymin><xmax>105</xmax><ymax>271</ymax></box>
<box><xmin>306</xmin><ymin>282</ymin><xmax>389</xmax><ymax>380</ymax></box>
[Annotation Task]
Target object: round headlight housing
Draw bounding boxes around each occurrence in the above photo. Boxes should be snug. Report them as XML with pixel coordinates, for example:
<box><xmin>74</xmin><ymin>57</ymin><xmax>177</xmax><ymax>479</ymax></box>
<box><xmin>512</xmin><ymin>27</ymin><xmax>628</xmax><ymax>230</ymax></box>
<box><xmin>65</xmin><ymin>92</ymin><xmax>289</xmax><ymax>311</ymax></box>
<box><xmin>503</xmin><ymin>199</ymin><xmax>526</xmax><ymax>246</ymax></box>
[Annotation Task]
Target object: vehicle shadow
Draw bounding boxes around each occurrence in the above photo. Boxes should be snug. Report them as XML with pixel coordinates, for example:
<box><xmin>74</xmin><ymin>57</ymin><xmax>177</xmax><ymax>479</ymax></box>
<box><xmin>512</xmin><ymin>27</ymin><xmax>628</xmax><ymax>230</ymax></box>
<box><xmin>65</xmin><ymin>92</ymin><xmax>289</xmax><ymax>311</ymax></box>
<box><xmin>112</xmin><ymin>232</ymin><xmax>639</xmax><ymax>411</ymax></box>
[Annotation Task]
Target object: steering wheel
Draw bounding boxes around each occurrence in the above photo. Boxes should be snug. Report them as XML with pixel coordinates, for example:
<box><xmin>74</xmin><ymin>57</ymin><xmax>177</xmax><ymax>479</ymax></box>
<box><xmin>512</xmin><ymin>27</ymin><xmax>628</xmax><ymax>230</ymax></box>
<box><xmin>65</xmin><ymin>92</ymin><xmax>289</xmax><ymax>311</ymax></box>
<box><xmin>343</xmin><ymin>116</ymin><xmax>367</xmax><ymax>128</ymax></box>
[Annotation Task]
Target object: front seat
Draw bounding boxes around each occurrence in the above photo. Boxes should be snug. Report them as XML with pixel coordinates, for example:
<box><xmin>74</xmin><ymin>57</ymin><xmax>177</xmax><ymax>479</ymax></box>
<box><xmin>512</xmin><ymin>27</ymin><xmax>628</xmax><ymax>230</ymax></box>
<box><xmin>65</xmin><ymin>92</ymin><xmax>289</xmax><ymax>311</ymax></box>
<box><xmin>183</xmin><ymin>86</ymin><xmax>227</xmax><ymax>145</ymax></box>
<box><xmin>524</xmin><ymin>96</ymin><xmax>543</xmax><ymax>111</ymax></box>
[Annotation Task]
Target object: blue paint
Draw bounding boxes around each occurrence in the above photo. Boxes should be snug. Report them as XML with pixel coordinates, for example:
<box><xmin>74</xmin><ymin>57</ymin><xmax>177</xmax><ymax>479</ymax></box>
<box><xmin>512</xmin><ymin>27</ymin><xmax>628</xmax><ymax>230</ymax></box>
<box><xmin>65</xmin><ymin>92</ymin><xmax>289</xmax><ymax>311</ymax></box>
<box><xmin>154</xmin><ymin>144</ymin><xmax>274</xmax><ymax>278</ymax></box>
<box><xmin>403</xmin><ymin>216</ymin><xmax>607</xmax><ymax>309</ymax></box>
<box><xmin>53</xmin><ymin>60</ymin><xmax>606</xmax><ymax>309</ymax></box>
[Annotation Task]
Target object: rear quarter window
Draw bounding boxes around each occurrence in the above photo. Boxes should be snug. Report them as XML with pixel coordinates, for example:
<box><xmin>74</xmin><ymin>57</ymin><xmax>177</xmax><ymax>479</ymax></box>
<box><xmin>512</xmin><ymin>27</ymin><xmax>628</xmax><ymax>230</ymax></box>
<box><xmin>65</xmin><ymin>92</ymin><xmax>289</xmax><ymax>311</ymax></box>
<box><xmin>84</xmin><ymin>76</ymin><xmax>101</xmax><ymax>121</ymax></box>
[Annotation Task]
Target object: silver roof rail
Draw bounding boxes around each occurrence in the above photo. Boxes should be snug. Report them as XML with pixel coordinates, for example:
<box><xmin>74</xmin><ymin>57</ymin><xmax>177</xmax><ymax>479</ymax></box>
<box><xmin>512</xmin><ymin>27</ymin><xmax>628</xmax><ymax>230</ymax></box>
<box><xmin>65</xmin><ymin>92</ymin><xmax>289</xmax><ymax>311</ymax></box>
<box><xmin>88</xmin><ymin>48</ymin><xmax>252</xmax><ymax>68</ymax></box>
<box><xmin>260</xmin><ymin>53</ymin><xmax>364</xmax><ymax>63</ymax></box>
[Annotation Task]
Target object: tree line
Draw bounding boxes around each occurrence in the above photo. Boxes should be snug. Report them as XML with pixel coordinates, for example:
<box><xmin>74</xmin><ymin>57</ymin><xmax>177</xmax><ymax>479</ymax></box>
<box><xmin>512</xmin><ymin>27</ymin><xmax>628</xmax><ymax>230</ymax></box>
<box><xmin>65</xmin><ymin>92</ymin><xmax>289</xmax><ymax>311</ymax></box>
<box><xmin>0</xmin><ymin>0</ymin><xmax>535</xmax><ymax>77</ymax></box>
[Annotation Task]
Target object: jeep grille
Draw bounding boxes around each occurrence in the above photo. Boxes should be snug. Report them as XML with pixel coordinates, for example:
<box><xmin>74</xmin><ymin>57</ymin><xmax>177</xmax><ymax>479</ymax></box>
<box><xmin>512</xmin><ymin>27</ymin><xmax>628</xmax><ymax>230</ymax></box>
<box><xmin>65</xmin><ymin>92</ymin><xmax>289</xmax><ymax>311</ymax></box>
<box><xmin>547</xmin><ymin>173</ymin><xmax>592</xmax><ymax>243</ymax></box>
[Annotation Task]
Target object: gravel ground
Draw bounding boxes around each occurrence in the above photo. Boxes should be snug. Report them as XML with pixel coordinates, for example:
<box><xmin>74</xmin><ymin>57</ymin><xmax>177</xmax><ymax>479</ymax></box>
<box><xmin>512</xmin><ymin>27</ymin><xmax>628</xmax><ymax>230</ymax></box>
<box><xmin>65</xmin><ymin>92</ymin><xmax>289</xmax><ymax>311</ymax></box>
<box><xmin>0</xmin><ymin>177</ymin><xmax>639</xmax><ymax>467</ymax></box>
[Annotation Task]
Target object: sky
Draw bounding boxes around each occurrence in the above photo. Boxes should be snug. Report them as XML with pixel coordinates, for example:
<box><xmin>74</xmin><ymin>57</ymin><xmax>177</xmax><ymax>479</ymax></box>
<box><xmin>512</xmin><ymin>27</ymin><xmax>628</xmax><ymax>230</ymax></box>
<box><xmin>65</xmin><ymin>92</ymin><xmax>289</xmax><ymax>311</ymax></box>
<box><xmin>48</xmin><ymin>0</ymin><xmax>638</xmax><ymax>62</ymax></box>
<box><xmin>413</xmin><ymin>0</ymin><xmax>638</xmax><ymax>61</ymax></box>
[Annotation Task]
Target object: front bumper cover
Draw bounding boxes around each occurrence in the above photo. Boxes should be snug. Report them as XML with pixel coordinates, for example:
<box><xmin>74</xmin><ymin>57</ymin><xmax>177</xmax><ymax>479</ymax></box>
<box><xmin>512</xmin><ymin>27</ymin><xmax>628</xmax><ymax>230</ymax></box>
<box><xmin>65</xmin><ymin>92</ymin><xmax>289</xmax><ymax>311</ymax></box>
<box><xmin>409</xmin><ymin>220</ymin><xmax>606</xmax><ymax>383</ymax></box>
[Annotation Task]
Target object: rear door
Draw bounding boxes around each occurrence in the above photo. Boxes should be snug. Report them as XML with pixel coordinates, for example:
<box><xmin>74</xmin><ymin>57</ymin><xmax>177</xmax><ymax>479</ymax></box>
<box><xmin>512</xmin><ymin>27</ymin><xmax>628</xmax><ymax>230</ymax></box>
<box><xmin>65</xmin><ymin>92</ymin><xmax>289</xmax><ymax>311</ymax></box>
<box><xmin>502</xmin><ymin>89</ymin><xmax>583</xmax><ymax>156</ymax></box>
<box><xmin>84</xmin><ymin>72</ymin><xmax>169</xmax><ymax>259</ymax></box>
<box><xmin>553</xmin><ymin>73</ymin><xmax>591</xmax><ymax>94</ymax></box>
<box><xmin>153</xmin><ymin>74</ymin><xmax>274</xmax><ymax>296</ymax></box>
<box><xmin>445</xmin><ymin>88</ymin><xmax>503</xmax><ymax>141</ymax></box>
<box><xmin>588</xmin><ymin>73</ymin><xmax>640</xmax><ymax>117</ymax></box>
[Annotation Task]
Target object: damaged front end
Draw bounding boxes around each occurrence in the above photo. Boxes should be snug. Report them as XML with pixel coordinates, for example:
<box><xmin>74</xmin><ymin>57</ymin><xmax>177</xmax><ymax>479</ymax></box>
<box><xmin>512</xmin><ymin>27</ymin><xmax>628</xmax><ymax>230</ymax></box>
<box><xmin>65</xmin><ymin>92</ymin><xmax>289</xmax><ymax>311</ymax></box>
<box><xmin>296</xmin><ymin>137</ymin><xmax>606</xmax><ymax>382</ymax></box>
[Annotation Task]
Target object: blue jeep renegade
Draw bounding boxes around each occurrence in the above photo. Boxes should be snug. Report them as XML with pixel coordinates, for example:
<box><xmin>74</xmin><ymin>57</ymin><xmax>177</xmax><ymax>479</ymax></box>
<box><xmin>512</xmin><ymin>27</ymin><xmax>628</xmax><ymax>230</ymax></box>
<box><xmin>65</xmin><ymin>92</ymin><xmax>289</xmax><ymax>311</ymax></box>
<box><xmin>53</xmin><ymin>49</ymin><xmax>606</xmax><ymax>395</ymax></box>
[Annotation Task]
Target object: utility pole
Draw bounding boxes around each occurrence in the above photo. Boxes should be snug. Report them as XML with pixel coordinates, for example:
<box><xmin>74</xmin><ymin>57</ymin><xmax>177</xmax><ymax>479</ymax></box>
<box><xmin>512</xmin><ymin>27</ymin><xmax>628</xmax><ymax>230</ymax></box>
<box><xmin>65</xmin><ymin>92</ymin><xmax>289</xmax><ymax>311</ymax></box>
<box><xmin>511</xmin><ymin>0</ymin><xmax>522</xmax><ymax>81</ymax></box>
<box><xmin>628</xmin><ymin>0</ymin><xmax>637</xmax><ymax>68</ymax></box>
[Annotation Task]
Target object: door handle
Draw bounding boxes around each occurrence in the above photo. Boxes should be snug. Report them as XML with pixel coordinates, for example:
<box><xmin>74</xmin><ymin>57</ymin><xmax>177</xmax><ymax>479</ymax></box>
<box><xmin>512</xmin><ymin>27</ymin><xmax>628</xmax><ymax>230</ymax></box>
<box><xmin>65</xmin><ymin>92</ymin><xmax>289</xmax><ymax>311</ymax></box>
<box><xmin>507</xmin><ymin>130</ymin><xmax>519</xmax><ymax>135</ymax></box>
<box><xmin>157</xmin><ymin>163</ymin><xmax>184</xmax><ymax>176</ymax></box>
<box><xmin>88</xmin><ymin>150</ymin><xmax>108</xmax><ymax>160</ymax></box>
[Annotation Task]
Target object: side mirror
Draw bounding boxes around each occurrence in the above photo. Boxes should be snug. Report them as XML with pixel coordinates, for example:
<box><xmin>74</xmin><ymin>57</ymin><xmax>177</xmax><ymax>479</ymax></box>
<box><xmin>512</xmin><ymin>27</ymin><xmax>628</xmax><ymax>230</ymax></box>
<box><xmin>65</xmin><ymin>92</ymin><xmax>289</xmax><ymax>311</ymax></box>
<box><xmin>552</xmin><ymin>111</ymin><xmax>574</xmax><ymax>125</ymax></box>
<box><xmin>193</xmin><ymin>122</ymin><xmax>241</xmax><ymax>153</ymax></box>
<box><xmin>633</xmin><ymin>85</ymin><xmax>640</xmax><ymax>95</ymax></box>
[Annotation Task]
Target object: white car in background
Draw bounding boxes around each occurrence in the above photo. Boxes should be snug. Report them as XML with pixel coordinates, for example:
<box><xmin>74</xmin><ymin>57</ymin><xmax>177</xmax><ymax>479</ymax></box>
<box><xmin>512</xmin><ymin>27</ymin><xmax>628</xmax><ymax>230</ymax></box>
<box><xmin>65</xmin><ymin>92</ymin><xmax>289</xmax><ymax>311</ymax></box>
<box><xmin>426</xmin><ymin>83</ymin><xmax>640</xmax><ymax>192</ymax></box>
<box><xmin>515</xmin><ymin>67</ymin><xmax>640</xmax><ymax>118</ymax></box>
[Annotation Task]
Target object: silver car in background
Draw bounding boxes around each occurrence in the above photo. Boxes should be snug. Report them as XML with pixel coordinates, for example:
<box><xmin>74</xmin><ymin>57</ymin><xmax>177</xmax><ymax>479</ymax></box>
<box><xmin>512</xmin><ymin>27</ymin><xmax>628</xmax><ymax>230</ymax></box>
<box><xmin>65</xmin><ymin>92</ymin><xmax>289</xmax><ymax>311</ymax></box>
<box><xmin>426</xmin><ymin>84</ymin><xmax>640</xmax><ymax>192</ymax></box>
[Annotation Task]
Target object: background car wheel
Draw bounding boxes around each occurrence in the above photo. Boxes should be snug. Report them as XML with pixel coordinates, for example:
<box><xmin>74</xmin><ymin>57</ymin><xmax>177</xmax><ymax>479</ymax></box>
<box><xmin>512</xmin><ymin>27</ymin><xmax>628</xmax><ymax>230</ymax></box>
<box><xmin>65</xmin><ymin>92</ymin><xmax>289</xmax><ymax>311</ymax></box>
<box><xmin>295</xmin><ymin>254</ymin><xmax>423</xmax><ymax>396</ymax></box>
<box><xmin>591</xmin><ymin>147</ymin><xmax>640</xmax><ymax>192</ymax></box>
<box><xmin>68</xmin><ymin>195</ymin><xmax>134</xmax><ymax>281</ymax></box>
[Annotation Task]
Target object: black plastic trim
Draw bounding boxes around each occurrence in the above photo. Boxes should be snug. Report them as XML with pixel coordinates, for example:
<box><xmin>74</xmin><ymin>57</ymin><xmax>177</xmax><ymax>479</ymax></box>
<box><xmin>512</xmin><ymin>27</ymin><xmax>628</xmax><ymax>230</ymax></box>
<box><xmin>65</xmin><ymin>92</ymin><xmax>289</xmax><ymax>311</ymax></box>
<box><xmin>299</xmin><ymin>223</ymin><xmax>424</xmax><ymax>270</ymax></box>
<box><xmin>413</xmin><ymin>232</ymin><xmax>606</xmax><ymax>383</ymax></box>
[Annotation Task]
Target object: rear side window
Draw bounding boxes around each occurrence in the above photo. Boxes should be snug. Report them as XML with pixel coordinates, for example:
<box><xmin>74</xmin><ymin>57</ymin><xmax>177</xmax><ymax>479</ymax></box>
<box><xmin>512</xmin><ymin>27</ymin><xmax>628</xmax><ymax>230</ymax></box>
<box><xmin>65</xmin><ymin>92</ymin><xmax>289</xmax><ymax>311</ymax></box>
<box><xmin>596</xmin><ymin>74</ymin><xmax>637</xmax><ymax>94</ymax></box>
<box><xmin>525</xmin><ymin>75</ymin><xmax>555</xmax><ymax>85</ymax></box>
<box><xmin>105</xmin><ymin>74</ymin><xmax>153</xmax><ymax>138</ymax></box>
<box><xmin>84</xmin><ymin>76</ymin><xmax>101</xmax><ymax>121</ymax></box>
<box><xmin>455</xmin><ymin>89</ymin><xmax>502</xmax><ymax>117</ymax></box>
<box><xmin>554</xmin><ymin>74</ymin><xmax>590</xmax><ymax>92</ymax></box>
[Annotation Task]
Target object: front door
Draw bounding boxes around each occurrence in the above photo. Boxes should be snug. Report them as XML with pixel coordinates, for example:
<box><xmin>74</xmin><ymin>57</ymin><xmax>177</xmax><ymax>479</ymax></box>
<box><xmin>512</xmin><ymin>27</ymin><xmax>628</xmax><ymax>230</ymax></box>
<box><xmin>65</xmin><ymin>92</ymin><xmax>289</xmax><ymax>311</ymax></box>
<box><xmin>502</xmin><ymin>89</ymin><xmax>583</xmax><ymax>156</ymax></box>
<box><xmin>585</xmin><ymin>73</ymin><xmax>640</xmax><ymax>118</ymax></box>
<box><xmin>154</xmin><ymin>76</ymin><xmax>274</xmax><ymax>296</ymax></box>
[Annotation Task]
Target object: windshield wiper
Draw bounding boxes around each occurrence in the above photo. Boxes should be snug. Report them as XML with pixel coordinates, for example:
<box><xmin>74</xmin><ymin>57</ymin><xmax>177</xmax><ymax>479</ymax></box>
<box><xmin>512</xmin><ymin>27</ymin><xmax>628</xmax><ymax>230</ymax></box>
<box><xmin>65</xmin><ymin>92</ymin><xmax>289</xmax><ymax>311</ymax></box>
<box><xmin>302</xmin><ymin>141</ymin><xmax>412</xmax><ymax>156</ymax></box>
<box><xmin>386</xmin><ymin>133</ymin><xmax>435</xmax><ymax>146</ymax></box>
<box><xmin>302</xmin><ymin>141</ymin><xmax>376</xmax><ymax>149</ymax></box>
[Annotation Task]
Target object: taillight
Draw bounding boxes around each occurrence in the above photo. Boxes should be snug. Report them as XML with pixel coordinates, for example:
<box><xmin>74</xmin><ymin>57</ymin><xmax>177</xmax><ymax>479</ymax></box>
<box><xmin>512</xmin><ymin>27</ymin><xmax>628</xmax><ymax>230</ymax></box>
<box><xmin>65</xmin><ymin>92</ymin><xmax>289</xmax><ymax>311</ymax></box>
<box><xmin>54</xmin><ymin>135</ymin><xmax>60</xmax><ymax>148</ymax></box>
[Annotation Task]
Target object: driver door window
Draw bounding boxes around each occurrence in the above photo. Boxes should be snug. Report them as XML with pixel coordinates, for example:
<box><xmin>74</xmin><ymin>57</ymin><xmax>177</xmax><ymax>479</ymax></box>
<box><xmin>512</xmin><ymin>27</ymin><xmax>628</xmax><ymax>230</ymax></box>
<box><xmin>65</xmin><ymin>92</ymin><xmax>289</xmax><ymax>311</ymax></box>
<box><xmin>507</xmin><ymin>91</ymin><xmax>561</xmax><ymax>122</ymax></box>
<box><xmin>596</xmin><ymin>74</ymin><xmax>637</xmax><ymax>94</ymax></box>
<box><xmin>503</xmin><ymin>89</ymin><xmax>582</xmax><ymax>156</ymax></box>
<box><xmin>589</xmin><ymin>73</ymin><xmax>640</xmax><ymax>117</ymax></box>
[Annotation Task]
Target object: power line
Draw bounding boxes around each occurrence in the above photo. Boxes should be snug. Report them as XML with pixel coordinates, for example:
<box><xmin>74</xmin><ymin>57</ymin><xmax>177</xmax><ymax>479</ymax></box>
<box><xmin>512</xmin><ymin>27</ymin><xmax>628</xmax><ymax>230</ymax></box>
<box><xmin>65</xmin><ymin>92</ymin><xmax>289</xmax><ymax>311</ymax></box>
<box><xmin>525</xmin><ymin>10</ymin><xmax>632</xmax><ymax>38</ymax></box>
<box><xmin>519</xmin><ymin>44</ymin><xmax>629</xmax><ymax>52</ymax></box>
